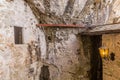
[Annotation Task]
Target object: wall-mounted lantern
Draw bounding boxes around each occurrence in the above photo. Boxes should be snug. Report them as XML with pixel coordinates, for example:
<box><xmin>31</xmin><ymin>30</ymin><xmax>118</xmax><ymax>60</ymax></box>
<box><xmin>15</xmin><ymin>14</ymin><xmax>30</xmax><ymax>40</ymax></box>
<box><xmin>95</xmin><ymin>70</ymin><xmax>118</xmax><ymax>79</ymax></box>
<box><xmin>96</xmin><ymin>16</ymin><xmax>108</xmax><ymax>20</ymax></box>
<box><xmin>99</xmin><ymin>46</ymin><xmax>109</xmax><ymax>59</ymax></box>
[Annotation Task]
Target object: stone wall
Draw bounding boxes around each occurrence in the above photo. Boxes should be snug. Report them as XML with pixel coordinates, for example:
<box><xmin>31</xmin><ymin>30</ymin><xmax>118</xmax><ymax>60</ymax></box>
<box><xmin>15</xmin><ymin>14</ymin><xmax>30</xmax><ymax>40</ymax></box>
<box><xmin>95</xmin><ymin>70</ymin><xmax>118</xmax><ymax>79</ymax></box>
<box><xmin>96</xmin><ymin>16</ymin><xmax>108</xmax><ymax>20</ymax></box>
<box><xmin>44</xmin><ymin>28</ymin><xmax>91</xmax><ymax>80</ymax></box>
<box><xmin>0</xmin><ymin>0</ymin><xmax>43</xmax><ymax>80</ymax></box>
<box><xmin>102</xmin><ymin>34</ymin><xmax>120</xmax><ymax>80</ymax></box>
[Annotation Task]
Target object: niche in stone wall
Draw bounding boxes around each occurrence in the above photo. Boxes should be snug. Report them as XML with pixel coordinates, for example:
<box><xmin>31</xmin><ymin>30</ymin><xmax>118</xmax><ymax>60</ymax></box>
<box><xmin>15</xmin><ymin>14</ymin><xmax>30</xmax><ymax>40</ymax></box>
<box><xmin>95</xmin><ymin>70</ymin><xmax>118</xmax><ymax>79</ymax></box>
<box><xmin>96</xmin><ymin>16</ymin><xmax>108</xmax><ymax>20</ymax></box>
<box><xmin>39</xmin><ymin>65</ymin><xmax>50</xmax><ymax>80</ymax></box>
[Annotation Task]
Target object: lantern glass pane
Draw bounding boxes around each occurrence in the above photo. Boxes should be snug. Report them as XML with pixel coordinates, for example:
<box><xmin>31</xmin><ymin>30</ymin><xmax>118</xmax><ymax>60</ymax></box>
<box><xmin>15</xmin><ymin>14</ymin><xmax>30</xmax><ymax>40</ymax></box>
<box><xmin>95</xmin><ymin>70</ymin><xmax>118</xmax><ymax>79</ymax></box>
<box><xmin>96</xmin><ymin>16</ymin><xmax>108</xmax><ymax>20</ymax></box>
<box><xmin>99</xmin><ymin>47</ymin><xmax>109</xmax><ymax>58</ymax></box>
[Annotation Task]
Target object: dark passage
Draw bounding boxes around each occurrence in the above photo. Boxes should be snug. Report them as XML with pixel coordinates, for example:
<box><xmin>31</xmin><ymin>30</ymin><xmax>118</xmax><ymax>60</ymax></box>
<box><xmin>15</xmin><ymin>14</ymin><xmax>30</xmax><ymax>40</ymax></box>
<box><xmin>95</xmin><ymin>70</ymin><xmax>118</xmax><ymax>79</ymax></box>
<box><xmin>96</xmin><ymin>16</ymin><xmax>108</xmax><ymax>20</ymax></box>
<box><xmin>81</xmin><ymin>35</ymin><xmax>102</xmax><ymax>80</ymax></box>
<box><xmin>39</xmin><ymin>65</ymin><xmax>50</xmax><ymax>80</ymax></box>
<box><xmin>90</xmin><ymin>35</ymin><xmax>103</xmax><ymax>80</ymax></box>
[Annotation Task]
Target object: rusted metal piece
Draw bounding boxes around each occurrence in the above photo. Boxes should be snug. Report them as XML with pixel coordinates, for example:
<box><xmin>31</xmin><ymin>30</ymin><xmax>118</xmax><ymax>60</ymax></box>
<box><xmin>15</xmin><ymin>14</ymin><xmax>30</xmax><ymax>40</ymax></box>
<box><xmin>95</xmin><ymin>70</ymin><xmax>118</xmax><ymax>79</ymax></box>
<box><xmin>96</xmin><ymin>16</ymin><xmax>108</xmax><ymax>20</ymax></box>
<box><xmin>36</xmin><ymin>24</ymin><xmax>85</xmax><ymax>28</ymax></box>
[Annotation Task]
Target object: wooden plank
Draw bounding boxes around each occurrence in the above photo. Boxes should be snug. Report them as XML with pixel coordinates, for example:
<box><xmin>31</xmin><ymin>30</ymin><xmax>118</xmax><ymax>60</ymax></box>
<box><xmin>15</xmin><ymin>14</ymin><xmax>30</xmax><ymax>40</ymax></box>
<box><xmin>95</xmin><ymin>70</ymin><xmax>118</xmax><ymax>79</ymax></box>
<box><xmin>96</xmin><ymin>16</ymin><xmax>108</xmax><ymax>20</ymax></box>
<box><xmin>82</xmin><ymin>29</ymin><xmax>120</xmax><ymax>35</ymax></box>
<box><xmin>82</xmin><ymin>23</ymin><xmax>120</xmax><ymax>35</ymax></box>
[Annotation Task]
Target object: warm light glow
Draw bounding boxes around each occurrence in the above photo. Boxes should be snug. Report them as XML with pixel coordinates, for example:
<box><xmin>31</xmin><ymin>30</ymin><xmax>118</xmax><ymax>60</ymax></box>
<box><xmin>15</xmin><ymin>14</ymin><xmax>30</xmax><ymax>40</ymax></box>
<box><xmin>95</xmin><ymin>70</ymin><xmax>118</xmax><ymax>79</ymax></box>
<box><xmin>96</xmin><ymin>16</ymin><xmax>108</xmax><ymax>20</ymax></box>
<box><xmin>99</xmin><ymin>47</ymin><xmax>109</xmax><ymax>58</ymax></box>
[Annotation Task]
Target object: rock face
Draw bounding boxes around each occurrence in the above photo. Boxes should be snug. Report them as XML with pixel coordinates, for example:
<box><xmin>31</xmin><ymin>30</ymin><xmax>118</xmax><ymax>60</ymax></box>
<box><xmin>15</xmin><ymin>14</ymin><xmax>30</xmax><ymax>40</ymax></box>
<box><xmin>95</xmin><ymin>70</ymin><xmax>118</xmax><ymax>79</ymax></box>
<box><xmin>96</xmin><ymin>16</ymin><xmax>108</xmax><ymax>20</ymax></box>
<box><xmin>1</xmin><ymin>0</ymin><xmax>120</xmax><ymax>80</ymax></box>
<box><xmin>44</xmin><ymin>28</ymin><xmax>91</xmax><ymax>80</ymax></box>
<box><xmin>25</xmin><ymin>0</ymin><xmax>116</xmax><ymax>25</ymax></box>
<box><xmin>28</xmin><ymin>0</ymin><xmax>120</xmax><ymax>80</ymax></box>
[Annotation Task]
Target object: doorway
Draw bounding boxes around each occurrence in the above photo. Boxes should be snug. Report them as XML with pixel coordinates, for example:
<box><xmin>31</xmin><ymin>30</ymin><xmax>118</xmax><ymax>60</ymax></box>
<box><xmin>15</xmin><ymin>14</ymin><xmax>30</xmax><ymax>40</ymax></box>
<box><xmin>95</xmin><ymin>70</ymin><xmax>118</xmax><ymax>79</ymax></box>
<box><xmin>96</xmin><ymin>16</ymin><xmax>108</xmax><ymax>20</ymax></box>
<box><xmin>81</xmin><ymin>35</ymin><xmax>102</xmax><ymax>80</ymax></box>
<box><xmin>90</xmin><ymin>35</ymin><xmax>103</xmax><ymax>80</ymax></box>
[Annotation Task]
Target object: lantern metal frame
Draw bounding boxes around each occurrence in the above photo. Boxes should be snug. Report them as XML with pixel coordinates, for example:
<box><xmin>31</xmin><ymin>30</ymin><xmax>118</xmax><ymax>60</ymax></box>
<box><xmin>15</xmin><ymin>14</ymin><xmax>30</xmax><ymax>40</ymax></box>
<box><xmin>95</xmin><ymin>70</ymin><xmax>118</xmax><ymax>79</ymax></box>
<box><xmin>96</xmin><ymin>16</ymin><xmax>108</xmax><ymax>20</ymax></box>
<box><xmin>99</xmin><ymin>46</ymin><xmax>109</xmax><ymax>59</ymax></box>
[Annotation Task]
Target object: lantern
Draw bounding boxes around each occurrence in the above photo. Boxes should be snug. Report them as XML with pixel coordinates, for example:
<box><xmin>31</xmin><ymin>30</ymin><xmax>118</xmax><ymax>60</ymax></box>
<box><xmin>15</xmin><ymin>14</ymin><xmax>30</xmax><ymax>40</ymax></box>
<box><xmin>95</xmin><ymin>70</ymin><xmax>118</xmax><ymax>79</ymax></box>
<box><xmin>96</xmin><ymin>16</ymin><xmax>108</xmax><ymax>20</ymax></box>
<box><xmin>99</xmin><ymin>47</ymin><xmax>109</xmax><ymax>58</ymax></box>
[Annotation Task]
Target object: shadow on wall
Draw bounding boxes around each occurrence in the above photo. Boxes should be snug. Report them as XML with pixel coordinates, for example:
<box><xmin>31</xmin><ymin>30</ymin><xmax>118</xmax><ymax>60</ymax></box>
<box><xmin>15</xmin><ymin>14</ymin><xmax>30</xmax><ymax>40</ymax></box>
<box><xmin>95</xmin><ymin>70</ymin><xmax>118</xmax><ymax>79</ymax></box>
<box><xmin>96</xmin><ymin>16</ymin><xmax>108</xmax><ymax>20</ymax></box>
<box><xmin>110</xmin><ymin>52</ymin><xmax>115</xmax><ymax>61</ymax></box>
<box><xmin>39</xmin><ymin>65</ymin><xmax>50</xmax><ymax>80</ymax></box>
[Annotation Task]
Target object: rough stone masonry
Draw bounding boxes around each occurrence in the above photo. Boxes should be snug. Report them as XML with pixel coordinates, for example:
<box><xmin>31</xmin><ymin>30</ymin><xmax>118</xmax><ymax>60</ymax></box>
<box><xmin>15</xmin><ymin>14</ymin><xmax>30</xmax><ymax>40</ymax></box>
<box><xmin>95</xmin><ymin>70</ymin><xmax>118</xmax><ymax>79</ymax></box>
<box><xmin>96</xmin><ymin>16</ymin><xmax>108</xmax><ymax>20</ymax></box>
<box><xmin>0</xmin><ymin>0</ymin><xmax>120</xmax><ymax>80</ymax></box>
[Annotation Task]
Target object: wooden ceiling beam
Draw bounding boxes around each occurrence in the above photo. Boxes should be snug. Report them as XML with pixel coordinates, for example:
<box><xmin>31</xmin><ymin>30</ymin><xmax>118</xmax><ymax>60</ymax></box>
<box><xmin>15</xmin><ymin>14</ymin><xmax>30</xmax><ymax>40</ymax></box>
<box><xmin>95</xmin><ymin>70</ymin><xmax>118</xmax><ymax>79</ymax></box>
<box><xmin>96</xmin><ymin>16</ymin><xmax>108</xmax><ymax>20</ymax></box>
<box><xmin>82</xmin><ymin>29</ymin><xmax>120</xmax><ymax>35</ymax></box>
<box><xmin>82</xmin><ymin>23</ymin><xmax>120</xmax><ymax>35</ymax></box>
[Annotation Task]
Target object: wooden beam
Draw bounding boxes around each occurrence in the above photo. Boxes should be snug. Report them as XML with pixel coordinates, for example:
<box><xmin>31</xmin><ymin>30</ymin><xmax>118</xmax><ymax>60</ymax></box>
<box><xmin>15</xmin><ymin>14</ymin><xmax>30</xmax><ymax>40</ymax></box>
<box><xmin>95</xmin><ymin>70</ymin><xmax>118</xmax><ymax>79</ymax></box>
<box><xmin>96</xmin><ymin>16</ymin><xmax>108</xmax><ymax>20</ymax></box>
<box><xmin>36</xmin><ymin>24</ymin><xmax>86</xmax><ymax>28</ymax></box>
<box><xmin>82</xmin><ymin>23</ymin><xmax>120</xmax><ymax>35</ymax></box>
<box><xmin>82</xmin><ymin>29</ymin><xmax>120</xmax><ymax>35</ymax></box>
